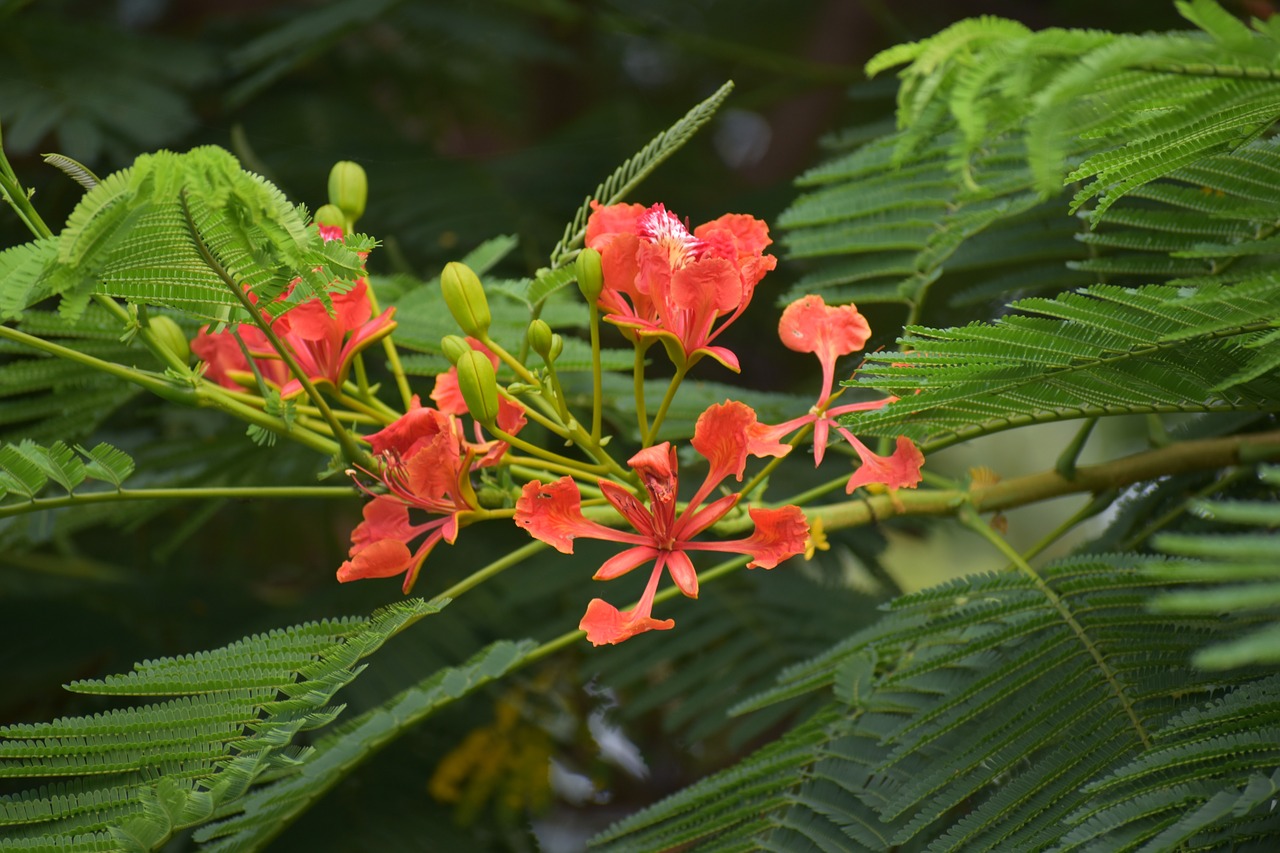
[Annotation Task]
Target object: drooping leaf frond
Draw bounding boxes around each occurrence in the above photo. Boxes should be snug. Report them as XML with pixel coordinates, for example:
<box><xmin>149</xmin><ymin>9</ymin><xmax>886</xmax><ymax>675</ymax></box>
<box><xmin>591</xmin><ymin>553</ymin><xmax>1280</xmax><ymax>852</ymax></box>
<box><xmin>545</xmin><ymin>80</ymin><xmax>734</xmax><ymax>273</ymax></box>
<box><xmin>0</xmin><ymin>599</ymin><xmax>445</xmax><ymax>851</ymax></box>
<box><xmin>193</xmin><ymin>638</ymin><xmax>537</xmax><ymax>851</ymax></box>
<box><xmin>0</xmin><ymin>439</ymin><xmax>132</xmax><ymax>502</ymax></box>
<box><xmin>845</xmin><ymin>277</ymin><xmax>1280</xmax><ymax>449</ymax></box>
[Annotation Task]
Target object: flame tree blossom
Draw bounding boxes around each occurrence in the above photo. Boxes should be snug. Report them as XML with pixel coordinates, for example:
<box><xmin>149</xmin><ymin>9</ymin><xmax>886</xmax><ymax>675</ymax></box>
<box><xmin>583</xmin><ymin>202</ymin><xmax>777</xmax><ymax>371</ymax></box>
<box><xmin>513</xmin><ymin>401</ymin><xmax>808</xmax><ymax>645</ymax></box>
<box><xmin>191</xmin><ymin>224</ymin><xmax>396</xmax><ymax>398</ymax></box>
<box><xmin>338</xmin><ymin>397</ymin><xmax>496</xmax><ymax>593</ymax></box>
<box><xmin>762</xmin><ymin>295</ymin><xmax>924</xmax><ymax>492</ymax></box>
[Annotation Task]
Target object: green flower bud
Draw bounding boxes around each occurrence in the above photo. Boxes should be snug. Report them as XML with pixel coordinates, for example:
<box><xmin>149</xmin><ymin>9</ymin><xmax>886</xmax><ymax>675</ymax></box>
<box><xmin>328</xmin><ymin>161</ymin><xmax>367</xmax><ymax>223</ymax></box>
<box><xmin>455</xmin><ymin>350</ymin><xmax>500</xmax><ymax>426</ymax></box>
<box><xmin>548</xmin><ymin>333</ymin><xmax>564</xmax><ymax>363</ymax></box>
<box><xmin>475</xmin><ymin>485</ymin><xmax>508</xmax><ymax>509</ymax></box>
<box><xmin>528</xmin><ymin>319</ymin><xmax>554</xmax><ymax>359</ymax></box>
<box><xmin>440</xmin><ymin>261</ymin><xmax>491</xmax><ymax>338</ymax></box>
<box><xmin>148</xmin><ymin>315</ymin><xmax>190</xmax><ymax>365</ymax></box>
<box><xmin>314</xmin><ymin>203</ymin><xmax>346</xmax><ymax>231</ymax></box>
<box><xmin>575</xmin><ymin>247</ymin><xmax>604</xmax><ymax>303</ymax></box>
<box><xmin>440</xmin><ymin>334</ymin><xmax>472</xmax><ymax>365</ymax></box>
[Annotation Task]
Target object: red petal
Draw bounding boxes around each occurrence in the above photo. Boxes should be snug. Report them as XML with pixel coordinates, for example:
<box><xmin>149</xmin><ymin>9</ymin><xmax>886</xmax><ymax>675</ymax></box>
<box><xmin>593</xmin><ymin>545</ymin><xmax>660</xmax><ymax>581</ymax></box>
<box><xmin>578</xmin><ymin>598</ymin><xmax>675</xmax><ymax>646</ymax></box>
<box><xmin>740</xmin><ymin>506</ymin><xmax>810</xmax><ymax>568</ymax></box>
<box><xmin>365</xmin><ymin>398</ymin><xmax>455</xmax><ymax>458</ymax></box>
<box><xmin>337</xmin><ymin>537</ymin><xmax>414</xmax><ymax>582</ymax></box>
<box><xmin>694</xmin><ymin>213</ymin><xmax>773</xmax><ymax>258</ymax></box>
<box><xmin>430</xmin><ymin>367</ymin><xmax>468</xmax><ymax>416</ymax></box>
<box><xmin>665</xmin><ymin>550</ymin><xmax>699</xmax><ymax>598</ymax></box>
<box><xmin>844</xmin><ymin>435</ymin><xmax>925</xmax><ymax>493</ymax></box>
<box><xmin>350</xmin><ymin>496</ymin><xmax>417</xmax><ymax>548</ymax></box>
<box><xmin>627</xmin><ymin>444</ymin><xmax>679</xmax><ymax>525</ymax></box>
<box><xmin>691</xmin><ymin>401</ymin><xmax>755</xmax><ymax>485</ymax></box>
<box><xmin>404</xmin><ymin>426</ymin><xmax>464</xmax><ymax>502</ymax></box>
<box><xmin>778</xmin><ymin>295</ymin><xmax>871</xmax><ymax>402</ymax></box>
<box><xmin>514</xmin><ymin>478</ymin><xmax>621</xmax><ymax>553</ymax></box>
<box><xmin>671</xmin><ymin>257</ymin><xmax>741</xmax><ymax>315</ymax></box>
<box><xmin>599</xmin><ymin>480</ymin><xmax>658</xmax><ymax>540</ymax></box>
<box><xmin>585</xmin><ymin>201</ymin><xmax>647</xmax><ymax>250</ymax></box>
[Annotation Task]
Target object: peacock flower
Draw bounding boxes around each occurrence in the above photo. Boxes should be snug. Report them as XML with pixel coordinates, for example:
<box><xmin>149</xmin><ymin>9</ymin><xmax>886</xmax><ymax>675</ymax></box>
<box><xmin>513</xmin><ymin>400</ymin><xmax>807</xmax><ymax>645</ymax></box>
<box><xmin>338</xmin><ymin>399</ymin><xmax>480</xmax><ymax>593</ymax></box>
<box><xmin>583</xmin><ymin>202</ymin><xmax>777</xmax><ymax>372</ymax></box>
<box><xmin>760</xmin><ymin>295</ymin><xmax>924</xmax><ymax>492</ymax></box>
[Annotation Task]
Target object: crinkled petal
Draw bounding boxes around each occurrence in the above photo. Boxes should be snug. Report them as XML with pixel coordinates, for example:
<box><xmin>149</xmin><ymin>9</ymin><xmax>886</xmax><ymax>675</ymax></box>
<box><xmin>691</xmin><ymin>400</ymin><xmax>755</xmax><ymax>486</ymax></box>
<box><xmin>779</xmin><ymin>295</ymin><xmax>871</xmax><ymax>402</ymax></box>
<box><xmin>690</xmin><ymin>505</ymin><xmax>809</xmax><ymax>569</ymax></box>
<box><xmin>843</xmin><ymin>434</ymin><xmax>926</xmax><ymax>493</ymax></box>
<box><xmin>336</xmin><ymin>538</ymin><xmax>414</xmax><ymax>582</ymax></box>
<box><xmin>599</xmin><ymin>480</ymin><xmax>658</xmax><ymax>541</ymax></box>
<box><xmin>585</xmin><ymin>201</ymin><xmax>647</xmax><ymax>250</ymax></box>
<box><xmin>627</xmin><ymin>444</ymin><xmax>679</xmax><ymax>529</ymax></box>
<box><xmin>694</xmin><ymin>213</ymin><xmax>773</xmax><ymax>258</ymax></box>
<box><xmin>365</xmin><ymin>398</ymin><xmax>455</xmax><ymax>458</ymax></box>
<box><xmin>514</xmin><ymin>478</ymin><xmax>631</xmax><ymax>553</ymax></box>
<box><xmin>579</xmin><ymin>598</ymin><xmax>675</xmax><ymax>646</ymax></box>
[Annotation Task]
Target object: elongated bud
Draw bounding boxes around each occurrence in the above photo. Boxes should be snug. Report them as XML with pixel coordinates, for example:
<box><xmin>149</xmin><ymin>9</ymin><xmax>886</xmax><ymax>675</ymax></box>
<box><xmin>528</xmin><ymin>319</ymin><xmax>554</xmax><ymax>359</ymax></box>
<box><xmin>149</xmin><ymin>315</ymin><xmax>190</xmax><ymax>364</ymax></box>
<box><xmin>328</xmin><ymin>161</ymin><xmax>367</xmax><ymax>223</ymax></box>
<box><xmin>440</xmin><ymin>334</ymin><xmax>471</xmax><ymax>364</ymax></box>
<box><xmin>455</xmin><ymin>350</ymin><xmax>500</xmax><ymax>426</ymax></box>
<box><xmin>576</xmin><ymin>247</ymin><xmax>604</xmax><ymax>303</ymax></box>
<box><xmin>441</xmin><ymin>262</ymin><xmax>491</xmax><ymax>338</ymax></box>
<box><xmin>548</xmin><ymin>333</ymin><xmax>564</xmax><ymax>363</ymax></box>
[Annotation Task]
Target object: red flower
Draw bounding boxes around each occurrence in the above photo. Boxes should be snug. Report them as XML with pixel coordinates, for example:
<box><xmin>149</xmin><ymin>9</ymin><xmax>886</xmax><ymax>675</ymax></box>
<box><xmin>338</xmin><ymin>399</ymin><xmax>479</xmax><ymax>592</ymax></box>
<box><xmin>584</xmin><ymin>202</ymin><xmax>777</xmax><ymax>371</ymax></box>
<box><xmin>513</xmin><ymin>400</ymin><xmax>807</xmax><ymax>645</ymax></box>
<box><xmin>192</xmin><ymin>224</ymin><xmax>396</xmax><ymax>398</ymax></box>
<box><xmin>761</xmin><ymin>295</ymin><xmax>924</xmax><ymax>491</ymax></box>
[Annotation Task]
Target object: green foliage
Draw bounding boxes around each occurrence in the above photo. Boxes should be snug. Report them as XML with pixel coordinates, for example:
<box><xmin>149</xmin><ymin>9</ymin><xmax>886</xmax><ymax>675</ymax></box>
<box><xmin>1</xmin><ymin>146</ymin><xmax>370</xmax><ymax>324</ymax></box>
<box><xmin>592</xmin><ymin>545</ymin><xmax>1280</xmax><ymax>852</ymax></box>
<box><xmin>0</xmin><ymin>439</ymin><xmax>132</xmax><ymax>501</ymax></box>
<box><xmin>846</xmin><ymin>277</ymin><xmax>1280</xmax><ymax>450</ymax></box>
<box><xmin>0</xmin><ymin>598</ymin><xmax>526</xmax><ymax>851</ymax></box>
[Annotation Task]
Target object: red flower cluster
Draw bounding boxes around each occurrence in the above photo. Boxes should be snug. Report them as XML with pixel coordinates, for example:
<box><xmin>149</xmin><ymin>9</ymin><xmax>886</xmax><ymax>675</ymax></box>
<box><xmin>583</xmin><ymin>202</ymin><xmax>776</xmax><ymax>371</ymax></box>
<box><xmin>513</xmin><ymin>401</ymin><xmax>808</xmax><ymax>645</ymax></box>
<box><xmin>192</xmin><ymin>226</ymin><xmax>395</xmax><ymax>398</ymax></box>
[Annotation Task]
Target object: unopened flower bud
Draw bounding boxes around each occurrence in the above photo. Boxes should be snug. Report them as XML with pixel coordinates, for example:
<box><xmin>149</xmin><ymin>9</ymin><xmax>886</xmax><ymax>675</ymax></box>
<box><xmin>455</xmin><ymin>350</ymin><xmax>500</xmax><ymax>426</ymax></box>
<box><xmin>528</xmin><ymin>319</ymin><xmax>554</xmax><ymax>359</ymax></box>
<box><xmin>440</xmin><ymin>334</ymin><xmax>471</xmax><ymax>365</ymax></box>
<box><xmin>328</xmin><ymin>161</ymin><xmax>367</xmax><ymax>223</ymax></box>
<box><xmin>314</xmin><ymin>203</ymin><xmax>346</xmax><ymax>230</ymax></box>
<box><xmin>575</xmin><ymin>247</ymin><xmax>604</xmax><ymax>303</ymax></box>
<box><xmin>440</xmin><ymin>262</ymin><xmax>491</xmax><ymax>338</ymax></box>
<box><xmin>148</xmin><ymin>315</ymin><xmax>190</xmax><ymax>364</ymax></box>
<box><xmin>548</xmin><ymin>333</ymin><xmax>564</xmax><ymax>363</ymax></box>
<box><xmin>475</xmin><ymin>485</ymin><xmax>508</xmax><ymax>508</ymax></box>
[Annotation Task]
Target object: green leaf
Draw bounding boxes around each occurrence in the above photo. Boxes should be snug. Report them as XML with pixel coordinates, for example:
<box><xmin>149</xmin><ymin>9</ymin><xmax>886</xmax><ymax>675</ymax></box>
<box><xmin>77</xmin><ymin>442</ymin><xmax>135</xmax><ymax>488</ymax></box>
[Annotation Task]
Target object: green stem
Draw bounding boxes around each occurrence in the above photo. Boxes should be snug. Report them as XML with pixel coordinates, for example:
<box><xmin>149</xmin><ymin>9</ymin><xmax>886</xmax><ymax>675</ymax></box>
<box><xmin>334</xmin><ymin>391</ymin><xmax>397</xmax><ymax>426</ymax></box>
<box><xmin>340</xmin><ymin>381</ymin><xmax>402</xmax><ymax>420</ymax></box>
<box><xmin>0</xmin><ymin>485</ymin><xmax>355</xmax><ymax>518</ymax></box>
<box><xmin>362</xmin><ymin>282</ymin><xmax>415</xmax><ymax>411</ymax></box>
<box><xmin>490</xmin><ymin>425</ymin><xmax>609</xmax><ymax>476</ymax></box>
<box><xmin>588</xmin><ymin>303</ymin><xmax>603</xmax><ymax>441</ymax></box>
<box><xmin>430</xmin><ymin>540</ymin><xmax>547</xmax><ymax>603</ymax></box>
<box><xmin>643</xmin><ymin>364</ymin><xmax>686</xmax><ymax>447</ymax></box>
<box><xmin>958</xmin><ymin>504</ymin><xmax>1152</xmax><ymax>749</ymax></box>
<box><xmin>633</xmin><ymin>341</ymin><xmax>650</xmax><ymax>441</ymax></box>
<box><xmin>1055</xmin><ymin>417</ymin><xmax>1097</xmax><ymax>480</ymax></box>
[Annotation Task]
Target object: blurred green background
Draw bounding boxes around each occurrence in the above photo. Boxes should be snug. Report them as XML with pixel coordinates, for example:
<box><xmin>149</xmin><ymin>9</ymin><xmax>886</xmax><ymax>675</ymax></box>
<box><xmin>0</xmin><ymin>0</ymin><xmax>1207</xmax><ymax>849</ymax></box>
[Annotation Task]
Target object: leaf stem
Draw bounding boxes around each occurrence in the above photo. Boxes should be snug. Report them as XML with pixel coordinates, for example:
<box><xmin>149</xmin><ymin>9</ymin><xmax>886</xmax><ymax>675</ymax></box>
<box><xmin>0</xmin><ymin>485</ymin><xmax>355</xmax><ymax>518</ymax></box>
<box><xmin>643</xmin><ymin>363</ymin><xmax>685</xmax><ymax>447</ymax></box>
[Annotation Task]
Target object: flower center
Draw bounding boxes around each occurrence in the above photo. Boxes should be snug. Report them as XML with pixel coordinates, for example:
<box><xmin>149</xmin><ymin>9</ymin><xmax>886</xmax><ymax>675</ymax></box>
<box><xmin>639</xmin><ymin>204</ymin><xmax>703</xmax><ymax>270</ymax></box>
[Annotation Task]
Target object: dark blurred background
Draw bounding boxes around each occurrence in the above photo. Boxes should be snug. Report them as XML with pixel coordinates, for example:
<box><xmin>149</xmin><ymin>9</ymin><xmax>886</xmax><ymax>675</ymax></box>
<box><xmin>0</xmin><ymin>1</ymin><xmax>1218</xmax><ymax>849</ymax></box>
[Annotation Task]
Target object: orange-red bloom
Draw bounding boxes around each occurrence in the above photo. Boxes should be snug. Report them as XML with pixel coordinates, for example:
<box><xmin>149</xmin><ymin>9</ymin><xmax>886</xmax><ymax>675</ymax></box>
<box><xmin>192</xmin><ymin>225</ymin><xmax>395</xmax><ymax>398</ymax></box>
<box><xmin>338</xmin><ymin>399</ymin><xmax>479</xmax><ymax>593</ymax></box>
<box><xmin>762</xmin><ymin>295</ymin><xmax>924</xmax><ymax>492</ymax></box>
<box><xmin>513</xmin><ymin>401</ymin><xmax>807</xmax><ymax>645</ymax></box>
<box><xmin>583</xmin><ymin>202</ymin><xmax>777</xmax><ymax>371</ymax></box>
